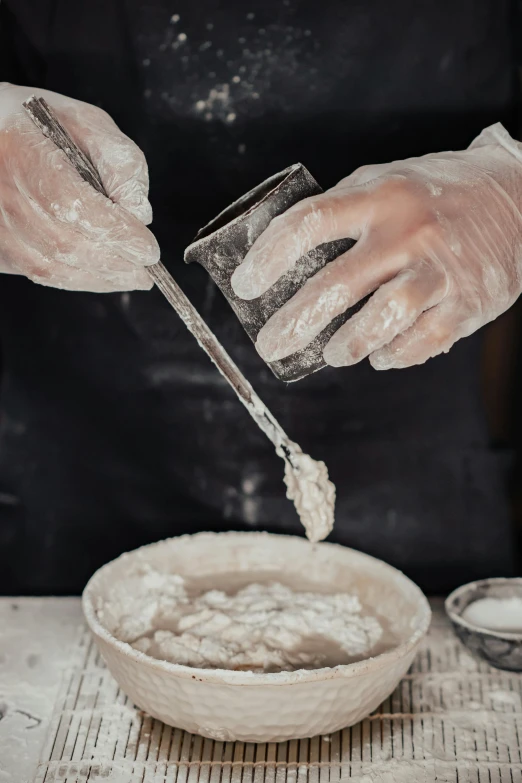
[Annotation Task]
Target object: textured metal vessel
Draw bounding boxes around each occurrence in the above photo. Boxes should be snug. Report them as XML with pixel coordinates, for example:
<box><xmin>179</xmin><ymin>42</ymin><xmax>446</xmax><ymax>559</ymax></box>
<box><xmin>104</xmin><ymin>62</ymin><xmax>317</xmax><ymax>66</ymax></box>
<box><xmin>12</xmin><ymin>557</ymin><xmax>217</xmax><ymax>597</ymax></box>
<box><xmin>184</xmin><ymin>165</ymin><xmax>359</xmax><ymax>382</ymax></box>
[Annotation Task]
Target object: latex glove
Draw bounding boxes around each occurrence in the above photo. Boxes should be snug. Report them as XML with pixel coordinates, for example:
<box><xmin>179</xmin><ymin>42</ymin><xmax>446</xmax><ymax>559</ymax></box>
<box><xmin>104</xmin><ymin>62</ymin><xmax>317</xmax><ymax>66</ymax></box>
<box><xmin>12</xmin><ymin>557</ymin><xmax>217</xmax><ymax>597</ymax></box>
<box><xmin>231</xmin><ymin>123</ymin><xmax>522</xmax><ymax>370</ymax></box>
<box><xmin>0</xmin><ymin>83</ymin><xmax>159</xmax><ymax>292</ymax></box>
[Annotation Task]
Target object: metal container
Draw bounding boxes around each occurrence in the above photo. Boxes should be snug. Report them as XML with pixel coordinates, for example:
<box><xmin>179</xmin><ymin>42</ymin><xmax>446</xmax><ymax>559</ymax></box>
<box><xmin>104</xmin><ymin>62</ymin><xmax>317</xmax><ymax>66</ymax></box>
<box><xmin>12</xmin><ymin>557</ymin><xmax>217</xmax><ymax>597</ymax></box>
<box><xmin>184</xmin><ymin>164</ymin><xmax>360</xmax><ymax>382</ymax></box>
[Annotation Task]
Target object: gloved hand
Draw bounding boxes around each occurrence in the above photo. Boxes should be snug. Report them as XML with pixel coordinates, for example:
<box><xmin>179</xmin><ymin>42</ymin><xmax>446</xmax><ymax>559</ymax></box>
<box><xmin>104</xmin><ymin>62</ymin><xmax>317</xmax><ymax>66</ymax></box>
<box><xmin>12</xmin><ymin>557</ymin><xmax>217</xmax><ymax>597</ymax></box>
<box><xmin>231</xmin><ymin>124</ymin><xmax>522</xmax><ymax>370</ymax></box>
<box><xmin>0</xmin><ymin>83</ymin><xmax>159</xmax><ymax>292</ymax></box>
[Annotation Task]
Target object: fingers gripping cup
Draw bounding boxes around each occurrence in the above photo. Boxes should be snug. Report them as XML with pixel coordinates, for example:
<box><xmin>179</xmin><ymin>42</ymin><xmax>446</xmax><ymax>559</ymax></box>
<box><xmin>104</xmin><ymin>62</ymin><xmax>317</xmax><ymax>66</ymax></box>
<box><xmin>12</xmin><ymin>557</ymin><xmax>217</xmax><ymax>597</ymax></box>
<box><xmin>184</xmin><ymin>164</ymin><xmax>361</xmax><ymax>382</ymax></box>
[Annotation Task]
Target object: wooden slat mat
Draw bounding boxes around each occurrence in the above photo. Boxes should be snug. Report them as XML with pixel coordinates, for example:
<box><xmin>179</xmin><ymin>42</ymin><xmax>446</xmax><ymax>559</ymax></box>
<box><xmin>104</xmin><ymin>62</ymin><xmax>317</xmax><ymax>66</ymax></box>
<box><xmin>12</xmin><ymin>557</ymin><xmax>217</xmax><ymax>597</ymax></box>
<box><xmin>35</xmin><ymin>602</ymin><xmax>522</xmax><ymax>782</ymax></box>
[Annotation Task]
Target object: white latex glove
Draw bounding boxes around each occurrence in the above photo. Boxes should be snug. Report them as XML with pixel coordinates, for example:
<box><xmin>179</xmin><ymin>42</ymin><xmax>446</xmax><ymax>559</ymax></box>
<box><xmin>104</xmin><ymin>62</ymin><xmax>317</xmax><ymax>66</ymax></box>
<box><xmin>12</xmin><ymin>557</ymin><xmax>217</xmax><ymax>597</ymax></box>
<box><xmin>231</xmin><ymin>123</ymin><xmax>522</xmax><ymax>370</ymax></box>
<box><xmin>0</xmin><ymin>83</ymin><xmax>159</xmax><ymax>292</ymax></box>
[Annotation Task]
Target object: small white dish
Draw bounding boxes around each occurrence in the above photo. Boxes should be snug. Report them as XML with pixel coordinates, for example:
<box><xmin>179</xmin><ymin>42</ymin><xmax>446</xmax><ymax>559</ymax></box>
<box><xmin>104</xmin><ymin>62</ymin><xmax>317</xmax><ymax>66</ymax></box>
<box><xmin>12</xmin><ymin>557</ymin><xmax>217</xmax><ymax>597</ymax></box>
<box><xmin>446</xmin><ymin>578</ymin><xmax>522</xmax><ymax>671</ymax></box>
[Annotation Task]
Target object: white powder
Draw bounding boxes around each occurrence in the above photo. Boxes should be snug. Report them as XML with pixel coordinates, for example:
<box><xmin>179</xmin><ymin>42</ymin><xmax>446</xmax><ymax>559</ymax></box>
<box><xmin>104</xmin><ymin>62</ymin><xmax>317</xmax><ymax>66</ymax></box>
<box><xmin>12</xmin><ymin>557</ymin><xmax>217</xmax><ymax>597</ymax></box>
<box><xmin>462</xmin><ymin>596</ymin><xmax>522</xmax><ymax>633</ymax></box>
<box><xmin>96</xmin><ymin>569</ymin><xmax>382</xmax><ymax>673</ymax></box>
<box><xmin>193</xmin><ymin>84</ymin><xmax>232</xmax><ymax>122</ymax></box>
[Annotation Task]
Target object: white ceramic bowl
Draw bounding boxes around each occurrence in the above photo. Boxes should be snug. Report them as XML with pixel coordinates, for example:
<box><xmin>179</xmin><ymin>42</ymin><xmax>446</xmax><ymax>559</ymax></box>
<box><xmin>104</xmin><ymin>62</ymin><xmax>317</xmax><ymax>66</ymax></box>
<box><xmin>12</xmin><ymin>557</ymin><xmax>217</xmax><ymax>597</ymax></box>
<box><xmin>446</xmin><ymin>578</ymin><xmax>522</xmax><ymax>671</ymax></box>
<box><xmin>82</xmin><ymin>532</ymin><xmax>430</xmax><ymax>742</ymax></box>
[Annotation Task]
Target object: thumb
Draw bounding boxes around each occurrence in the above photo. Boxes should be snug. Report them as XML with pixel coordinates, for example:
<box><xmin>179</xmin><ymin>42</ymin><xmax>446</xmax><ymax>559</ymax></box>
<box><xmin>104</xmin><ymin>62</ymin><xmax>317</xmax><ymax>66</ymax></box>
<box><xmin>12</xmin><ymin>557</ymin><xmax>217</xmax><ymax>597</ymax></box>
<box><xmin>57</xmin><ymin>103</ymin><xmax>153</xmax><ymax>225</ymax></box>
<box><xmin>1</xmin><ymin>84</ymin><xmax>153</xmax><ymax>225</ymax></box>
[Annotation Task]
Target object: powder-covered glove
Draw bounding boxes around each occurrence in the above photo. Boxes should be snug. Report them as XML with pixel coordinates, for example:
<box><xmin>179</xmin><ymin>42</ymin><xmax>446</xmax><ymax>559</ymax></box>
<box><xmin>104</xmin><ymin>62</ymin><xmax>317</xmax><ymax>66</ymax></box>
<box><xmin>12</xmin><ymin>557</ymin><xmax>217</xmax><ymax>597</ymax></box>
<box><xmin>231</xmin><ymin>123</ymin><xmax>522</xmax><ymax>370</ymax></box>
<box><xmin>0</xmin><ymin>83</ymin><xmax>159</xmax><ymax>292</ymax></box>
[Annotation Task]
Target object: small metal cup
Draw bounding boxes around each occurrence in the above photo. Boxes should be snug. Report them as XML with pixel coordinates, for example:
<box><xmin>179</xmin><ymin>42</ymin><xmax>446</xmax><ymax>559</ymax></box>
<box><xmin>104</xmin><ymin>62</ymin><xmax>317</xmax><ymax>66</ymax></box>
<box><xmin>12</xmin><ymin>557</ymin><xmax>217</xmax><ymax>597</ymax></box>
<box><xmin>184</xmin><ymin>164</ymin><xmax>360</xmax><ymax>382</ymax></box>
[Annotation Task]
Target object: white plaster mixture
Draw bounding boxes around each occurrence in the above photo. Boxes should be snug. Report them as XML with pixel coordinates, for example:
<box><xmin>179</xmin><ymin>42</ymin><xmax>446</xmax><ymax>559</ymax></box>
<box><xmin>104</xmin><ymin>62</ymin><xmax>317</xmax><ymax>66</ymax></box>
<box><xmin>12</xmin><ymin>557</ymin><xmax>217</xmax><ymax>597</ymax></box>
<box><xmin>279</xmin><ymin>442</ymin><xmax>335</xmax><ymax>543</ymax></box>
<box><xmin>248</xmin><ymin>395</ymin><xmax>336</xmax><ymax>543</ymax></box>
<box><xmin>96</xmin><ymin>567</ymin><xmax>382</xmax><ymax>673</ymax></box>
<box><xmin>462</xmin><ymin>596</ymin><xmax>522</xmax><ymax>633</ymax></box>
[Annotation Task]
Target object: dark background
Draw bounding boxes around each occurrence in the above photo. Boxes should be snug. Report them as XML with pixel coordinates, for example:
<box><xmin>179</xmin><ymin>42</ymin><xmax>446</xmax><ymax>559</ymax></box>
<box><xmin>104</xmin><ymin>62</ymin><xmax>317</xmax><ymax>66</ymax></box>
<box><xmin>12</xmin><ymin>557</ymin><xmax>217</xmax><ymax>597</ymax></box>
<box><xmin>0</xmin><ymin>0</ymin><xmax>521</xmax><ymax>596</ymax></box>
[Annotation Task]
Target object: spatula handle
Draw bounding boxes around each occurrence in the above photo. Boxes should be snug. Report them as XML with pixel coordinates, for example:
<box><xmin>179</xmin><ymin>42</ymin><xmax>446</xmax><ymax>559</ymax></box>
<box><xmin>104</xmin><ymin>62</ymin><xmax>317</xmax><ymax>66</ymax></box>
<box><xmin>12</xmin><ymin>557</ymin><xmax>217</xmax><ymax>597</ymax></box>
<box><xmin>22</xmin><ymin>95</ymin><xmax>294</xmax><ymax>455</ymax></box>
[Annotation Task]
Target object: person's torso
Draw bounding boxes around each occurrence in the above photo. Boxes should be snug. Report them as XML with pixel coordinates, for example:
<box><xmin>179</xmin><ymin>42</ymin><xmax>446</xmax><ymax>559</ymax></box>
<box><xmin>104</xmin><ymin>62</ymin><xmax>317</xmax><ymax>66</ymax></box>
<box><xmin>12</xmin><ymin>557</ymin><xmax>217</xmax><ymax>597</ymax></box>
<box><xmin>0</xmin><ymin>0</ymin><xmax>517</xmax><ymax>593</ymax></box>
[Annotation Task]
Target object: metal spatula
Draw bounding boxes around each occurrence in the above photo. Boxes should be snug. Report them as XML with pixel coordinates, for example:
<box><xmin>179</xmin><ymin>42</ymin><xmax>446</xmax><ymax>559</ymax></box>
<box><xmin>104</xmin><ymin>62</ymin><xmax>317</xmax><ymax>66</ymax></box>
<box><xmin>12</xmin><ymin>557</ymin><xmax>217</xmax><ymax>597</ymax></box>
<box><xmin>22</xmin><ymin>96</ymin><xmax>335</xmax><ymax>539</ymax></box>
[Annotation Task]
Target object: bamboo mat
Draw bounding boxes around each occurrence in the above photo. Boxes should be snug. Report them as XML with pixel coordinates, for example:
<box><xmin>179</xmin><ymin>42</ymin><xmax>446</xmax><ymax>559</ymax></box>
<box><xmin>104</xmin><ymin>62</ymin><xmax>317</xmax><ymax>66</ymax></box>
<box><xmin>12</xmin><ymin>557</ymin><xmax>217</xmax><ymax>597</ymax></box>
<box><xmin>34</xmin><ymin>601</ymin><xmax>522</xmax><ymax>782</ymax></box>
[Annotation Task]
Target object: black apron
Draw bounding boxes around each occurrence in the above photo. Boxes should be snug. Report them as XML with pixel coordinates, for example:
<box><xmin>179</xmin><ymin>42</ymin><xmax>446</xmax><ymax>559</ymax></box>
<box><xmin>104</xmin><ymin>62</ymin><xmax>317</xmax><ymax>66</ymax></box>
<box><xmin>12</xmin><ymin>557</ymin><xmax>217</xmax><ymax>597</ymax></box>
<box><xmin>0</xmin><ymin>0</ymin><xmax>517</xmax><ymax>594</ymax></box>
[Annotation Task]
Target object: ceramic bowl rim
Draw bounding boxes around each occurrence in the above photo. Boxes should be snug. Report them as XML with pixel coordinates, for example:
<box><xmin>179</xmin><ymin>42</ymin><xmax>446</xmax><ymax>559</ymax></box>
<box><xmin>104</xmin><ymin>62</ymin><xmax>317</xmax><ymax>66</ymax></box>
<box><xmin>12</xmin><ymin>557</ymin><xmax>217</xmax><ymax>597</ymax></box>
<box><xmin>82</xmin><ymin>532</ymin><xmax>432</xmax><ymax>687</ymax></box>
<box><xmin>445</xmin><ymin>577</ymin><xmax>522</xmax><ymax>641</ymax></box>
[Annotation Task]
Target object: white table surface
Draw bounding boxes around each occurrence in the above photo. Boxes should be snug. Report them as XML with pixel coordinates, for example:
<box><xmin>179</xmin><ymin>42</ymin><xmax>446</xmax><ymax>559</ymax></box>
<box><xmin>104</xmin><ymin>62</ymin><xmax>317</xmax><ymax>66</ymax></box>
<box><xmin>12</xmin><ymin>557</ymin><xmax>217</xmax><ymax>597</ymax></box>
<box><xmin>0</xmin><ymin>599</ymin><xmax>82</xmax><ymax>783</ymax></box>
<box><xmin>2</xmin><ymin>598</ymin><xmax>522</xmax><ymax>783</ymax></box>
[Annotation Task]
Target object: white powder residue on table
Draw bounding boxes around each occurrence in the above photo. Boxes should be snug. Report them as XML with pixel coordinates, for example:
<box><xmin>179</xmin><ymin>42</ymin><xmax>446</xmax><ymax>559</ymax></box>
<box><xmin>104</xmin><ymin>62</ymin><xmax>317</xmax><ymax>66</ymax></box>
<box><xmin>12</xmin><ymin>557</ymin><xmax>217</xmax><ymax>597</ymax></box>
<box><xmin>462</xmin><ymin>596</ymin><xmax>522</xmax><ymax>633</ymax></box>
<box><xmin>96</xmin><ymin>569</ymin><xmax>382</xmax><ymax>673</ymax></box>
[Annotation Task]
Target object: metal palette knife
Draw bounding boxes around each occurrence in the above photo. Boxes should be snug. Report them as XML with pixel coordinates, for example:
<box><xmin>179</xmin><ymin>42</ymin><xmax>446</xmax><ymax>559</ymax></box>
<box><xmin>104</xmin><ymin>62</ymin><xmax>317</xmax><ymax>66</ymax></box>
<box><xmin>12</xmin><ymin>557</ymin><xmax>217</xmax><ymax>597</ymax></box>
<box><xmin>22</xmin><ymin>96</ymin><xmax>335</xmax><ymax>537</ymax></box>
